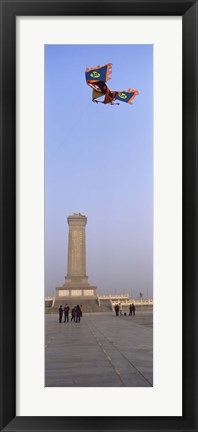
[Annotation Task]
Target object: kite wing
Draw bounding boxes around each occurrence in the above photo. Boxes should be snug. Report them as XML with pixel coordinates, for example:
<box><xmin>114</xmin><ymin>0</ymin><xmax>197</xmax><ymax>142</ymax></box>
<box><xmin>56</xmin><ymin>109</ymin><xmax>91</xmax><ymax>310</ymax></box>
<box><xmin>115</xmin><ymin>89</ymin><xmax>139</xmax><ymax>104</ymax></box>
<box><xmin>85</xmin><ymin>63</ymin><xmax>112</xmax><ymax>85</ymax></box>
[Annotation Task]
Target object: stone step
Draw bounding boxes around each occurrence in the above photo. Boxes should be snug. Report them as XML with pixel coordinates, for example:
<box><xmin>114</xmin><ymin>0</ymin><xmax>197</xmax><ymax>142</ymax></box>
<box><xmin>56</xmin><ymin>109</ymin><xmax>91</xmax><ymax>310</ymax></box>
<box><xmin>46</xmin><ymin>298</ymin><xmax>112</xmax><ymax>314</ymax></box>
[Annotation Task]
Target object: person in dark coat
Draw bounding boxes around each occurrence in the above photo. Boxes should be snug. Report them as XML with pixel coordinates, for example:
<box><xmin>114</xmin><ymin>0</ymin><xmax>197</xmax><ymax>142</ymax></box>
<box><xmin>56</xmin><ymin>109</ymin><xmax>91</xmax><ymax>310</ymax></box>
<box><xmin>115</xmin><ymin>304</ymin><xmax>119</xmax><ymax>316</ymax></box>
<box><xmin>64</xmin><ymin>304</ymin><xmax>70</xmax><ymax>322</ymax></box>
<box><xmin>132</xmin><ymin>303</ymin><xmax>136</xmax><ymax>316</ymax></box>
<box><xmin>76</xmin><ymin>305</ymin><xmax>81</xmax><ymax>323</ymax></box>
<box><xmin>71</xmin><ymin>307</ymin><xmax>76</xmax><ymax>322</ymax></box>
<box><xmin>129</xmin><ymin>304</ymin><xmax>133</xmax><ymax>316</ymax></box>
<box><xmin>58</xmin><ymin>305</ymin><xmax>63</xmax><ymax>323</ymax></box>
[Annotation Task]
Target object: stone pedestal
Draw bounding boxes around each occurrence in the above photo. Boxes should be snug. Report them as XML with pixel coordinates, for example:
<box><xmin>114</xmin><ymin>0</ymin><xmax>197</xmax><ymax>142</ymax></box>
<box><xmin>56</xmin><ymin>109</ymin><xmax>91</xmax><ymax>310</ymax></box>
<box><xmin>55</xmin><ymin>213</ymin><xmax>97</xmax><ymax>300</ymax></box>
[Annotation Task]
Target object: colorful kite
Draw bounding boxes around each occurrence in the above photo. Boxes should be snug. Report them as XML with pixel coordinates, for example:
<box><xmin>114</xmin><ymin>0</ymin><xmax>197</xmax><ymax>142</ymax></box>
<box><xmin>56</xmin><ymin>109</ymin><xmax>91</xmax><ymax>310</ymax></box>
<box><xmin>85</xmin><ymin>63</ymin><xmax>139</xmax><ymax>106</ymax></box>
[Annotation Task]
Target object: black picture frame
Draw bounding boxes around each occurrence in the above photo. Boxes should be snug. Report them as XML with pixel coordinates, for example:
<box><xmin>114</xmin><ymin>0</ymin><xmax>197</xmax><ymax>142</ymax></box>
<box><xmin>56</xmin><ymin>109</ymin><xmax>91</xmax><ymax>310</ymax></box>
<box><xmin>0</xmin><ymin>0</ymin><xmax>197</xmax><ymax>431</ymax></box>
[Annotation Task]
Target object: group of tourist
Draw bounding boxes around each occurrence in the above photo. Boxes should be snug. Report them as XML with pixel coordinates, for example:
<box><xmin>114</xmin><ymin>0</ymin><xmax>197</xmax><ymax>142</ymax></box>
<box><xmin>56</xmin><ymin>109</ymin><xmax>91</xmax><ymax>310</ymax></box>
<box><xmin>129</xmin><ymin>303</ymin><xmax>136</xmax><ymax>316</ymax></box>
<box><xmin>114</xmin><ymin>303</ymin><xmax>136</xmax><ymax>316</ymax></box>
<box><xmin>58</xmin><ymin>304</ymin><xmax>83</xmax><ymax>323</ymax></box>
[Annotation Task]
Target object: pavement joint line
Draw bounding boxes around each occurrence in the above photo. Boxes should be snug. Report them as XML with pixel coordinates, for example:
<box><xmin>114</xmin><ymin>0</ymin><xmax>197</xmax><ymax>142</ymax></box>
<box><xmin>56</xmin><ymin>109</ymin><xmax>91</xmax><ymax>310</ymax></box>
<box><xmin>92</xmin><ymin>321</ymin><xmax>152</xmax><ymax>386</ymax></box>
<box><xmin>84</xmin><ymin>319</ymin><xmax>125</xmax><ymax>387</ymax></box>
<box><xmin>87</xmin><ymin>317</ymin><xmax>152</xmax><ymax>387</ymax></box>
<box><xmin>86</xmin><ymin>320</ymin><xmax>126</xmax><ymax>387</ymax></box>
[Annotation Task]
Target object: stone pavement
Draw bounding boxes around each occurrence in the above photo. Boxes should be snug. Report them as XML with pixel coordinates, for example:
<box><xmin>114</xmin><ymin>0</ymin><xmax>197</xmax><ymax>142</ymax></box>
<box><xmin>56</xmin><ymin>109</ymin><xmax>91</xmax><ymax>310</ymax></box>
<box><xmin>45</xmin><ymin>311</ymin><xmax>153</xmax><ymax>387</ymax></box>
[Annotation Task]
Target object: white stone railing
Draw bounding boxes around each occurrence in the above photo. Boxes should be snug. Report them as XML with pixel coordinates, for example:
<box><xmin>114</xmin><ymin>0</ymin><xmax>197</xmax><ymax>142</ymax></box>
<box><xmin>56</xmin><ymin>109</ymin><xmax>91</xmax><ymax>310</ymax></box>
<box><xmin>98</xmin><ymin>294</ymin><xmax>129</xmax><ymax>300</ymax></box>
<box><xmin>112</xmin><ymin>300</ymin><xmax>153</xmax><ymax>306</ymax></box>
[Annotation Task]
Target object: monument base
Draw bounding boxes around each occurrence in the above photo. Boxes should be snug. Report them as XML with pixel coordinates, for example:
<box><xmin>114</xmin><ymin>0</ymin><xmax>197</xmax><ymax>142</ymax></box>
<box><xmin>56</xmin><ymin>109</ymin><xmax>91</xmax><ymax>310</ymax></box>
<box><xmin>55</xmin><ymin>285</ymin><xmax>97</xmax><ymax>300</ymax></box>
<box><xmin>55</xmin><ymin>275</ymin><xmax>97</xmax><ymax>299</ymax></box>
<box><xmin>53</xmin><ymin>284</ymin><xmax>100</xmax><ymax>312</ymax></box>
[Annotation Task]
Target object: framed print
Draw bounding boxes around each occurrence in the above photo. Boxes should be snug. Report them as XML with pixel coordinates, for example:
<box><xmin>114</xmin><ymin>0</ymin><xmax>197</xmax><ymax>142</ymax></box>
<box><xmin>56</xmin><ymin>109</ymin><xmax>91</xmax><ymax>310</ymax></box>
<box><xmin>0</xmin><ymin>0</ymin><xmax>197</xmax><ymax>431</ymax></box>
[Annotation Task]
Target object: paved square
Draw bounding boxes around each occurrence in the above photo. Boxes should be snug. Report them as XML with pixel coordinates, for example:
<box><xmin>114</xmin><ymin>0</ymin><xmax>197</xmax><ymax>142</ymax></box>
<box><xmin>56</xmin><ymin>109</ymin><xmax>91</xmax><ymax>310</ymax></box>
<box><xmin>45</xmin><ymin>311</ymin><xmax>153</xmax><ymax>387</ymax></box>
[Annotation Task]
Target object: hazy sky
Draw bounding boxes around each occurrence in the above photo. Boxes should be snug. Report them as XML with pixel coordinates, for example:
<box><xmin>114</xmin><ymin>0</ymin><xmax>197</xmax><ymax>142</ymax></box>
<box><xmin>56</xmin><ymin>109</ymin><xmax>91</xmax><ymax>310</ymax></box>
<box><xmin>45</xmin><ymin>44</ymin><xmax>153</xmax><ymax>299</ymax></box>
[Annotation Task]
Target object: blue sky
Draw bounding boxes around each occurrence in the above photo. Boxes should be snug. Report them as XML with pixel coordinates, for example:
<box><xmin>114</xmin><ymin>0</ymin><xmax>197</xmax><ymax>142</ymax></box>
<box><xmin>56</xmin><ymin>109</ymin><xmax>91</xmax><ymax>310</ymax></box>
<box><xmin>45</xmin><ymin>44</ymin><xmax>153</xmax><ymax>298</ymax></box>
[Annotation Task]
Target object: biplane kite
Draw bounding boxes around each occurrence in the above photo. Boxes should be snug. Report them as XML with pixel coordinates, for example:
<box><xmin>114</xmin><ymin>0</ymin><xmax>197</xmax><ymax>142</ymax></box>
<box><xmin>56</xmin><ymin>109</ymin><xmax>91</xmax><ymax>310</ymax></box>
<box><xmin>85</xmin><ymin>63</ymin><xmax>139</xmax><ymax>106</ymax></box>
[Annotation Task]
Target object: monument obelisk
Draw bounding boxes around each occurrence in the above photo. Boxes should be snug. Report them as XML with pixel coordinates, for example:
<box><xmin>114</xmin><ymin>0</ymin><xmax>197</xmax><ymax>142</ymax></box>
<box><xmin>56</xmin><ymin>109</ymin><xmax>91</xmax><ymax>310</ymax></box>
<box><xmin>55</xmin><ymin>213</ymin><xmax>97</xmax><ymax>299</ymax></box>
<box><xmin>66</xmin><ymin>213</ymin><xmax>87</xmax><ymax>283</ymax></box>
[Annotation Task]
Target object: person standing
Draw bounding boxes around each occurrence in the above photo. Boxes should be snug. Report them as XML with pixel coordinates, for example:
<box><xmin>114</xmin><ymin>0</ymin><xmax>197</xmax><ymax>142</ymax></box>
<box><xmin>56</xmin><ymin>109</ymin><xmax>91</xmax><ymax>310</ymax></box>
<box><xmin>58</xmin><ymin>305</ymin><xmax>63</xmax><ymax>323</ymax></box>
<box><xmin>132</xmin><ymin>303</ymin><xmax>136</xmax><ymax>316</ymax></box>
<box><xmin>71</xmin><ymin>307</ymin><xmax>76</xmax><ymax>322</ymax></box>
<box><xmin>64</xmin><ymin>304</ymin><xmax>70</xmax><ymax>322</ymax></box>
<box><xmin>76</xmin><ymin>305</ymin><xmax>81</xmax><ymax>323</ymax></box>
<box><xmin>115</xmin><ymin>304</ymin><xmax>119</xmax><ymax>316</ymax></box>
<box><xmin>129</xmin><ymin>304</ymin><xmax>132</xmax><ymax>316</ymax></box>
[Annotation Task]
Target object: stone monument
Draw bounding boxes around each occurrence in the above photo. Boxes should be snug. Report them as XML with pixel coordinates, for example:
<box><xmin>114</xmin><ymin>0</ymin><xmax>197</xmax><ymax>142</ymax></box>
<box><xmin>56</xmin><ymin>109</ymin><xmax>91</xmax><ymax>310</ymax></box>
<box><xmin>55</xmin><ymin>213</ymin><xmax>97</xmax><ymax>300</ymax></box>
